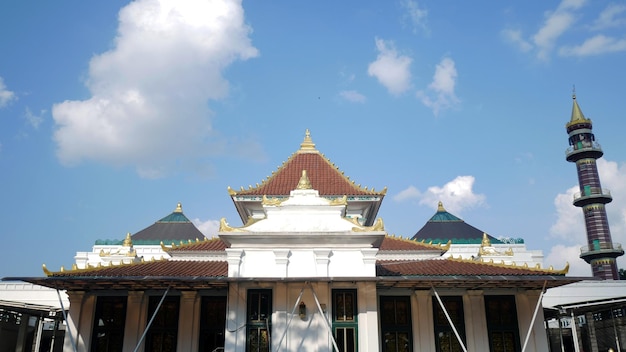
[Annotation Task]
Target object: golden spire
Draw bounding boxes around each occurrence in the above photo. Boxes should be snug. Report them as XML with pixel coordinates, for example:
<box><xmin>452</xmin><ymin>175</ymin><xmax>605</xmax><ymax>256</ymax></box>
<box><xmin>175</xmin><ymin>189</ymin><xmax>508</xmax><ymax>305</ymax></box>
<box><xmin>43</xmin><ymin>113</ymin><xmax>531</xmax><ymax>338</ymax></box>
<box><xmin>481</xmin><ymin>233</ymin><xmax>491</xmax><ymax>247</ymax></box>
<box><xmin>299</xmin><ymin>129</ymin><xmax>317</xmax><ymax>153</ymax></box>
<box><xmin>174</xmin><ymin>202</ymin><xmax>183</xmax><ymax>213</ymax></box>
<box><xmin>567</xmin><ymin>89</ymin><xmax>590</xmax><ymax>128</ymax></box>
<box><xmin>296</xmin><ymin>169</ymin><xmax>312</xmax><ymax>190</ymax></box>
<box><xmin>437</xmin><ymin>201</ymin><xmax>446</xmax><ymax>212</ymax></box>
<box><xmin>123</xmin><ymin>232</ymin><xmax>133</xmax><ymax>247</ymax></box>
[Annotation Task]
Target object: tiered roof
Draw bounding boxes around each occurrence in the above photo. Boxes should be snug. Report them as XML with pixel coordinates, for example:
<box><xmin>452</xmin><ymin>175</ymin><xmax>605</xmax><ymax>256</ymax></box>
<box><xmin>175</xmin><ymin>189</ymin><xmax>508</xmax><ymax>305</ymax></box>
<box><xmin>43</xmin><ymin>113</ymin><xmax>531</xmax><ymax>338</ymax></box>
<box><xmin>131</xmin><ymin>203</ymin><xmax>205</xmax><ymax>243</ymax></box>
<box><xmin>411</xmin><ymin>201</ymin><xmax>500</xmax><ymax>244</ymax></box>
<box><xmin>228</xmin><ymin>130</ymin><xmax>386</xmax><ymax>226</ymax></box>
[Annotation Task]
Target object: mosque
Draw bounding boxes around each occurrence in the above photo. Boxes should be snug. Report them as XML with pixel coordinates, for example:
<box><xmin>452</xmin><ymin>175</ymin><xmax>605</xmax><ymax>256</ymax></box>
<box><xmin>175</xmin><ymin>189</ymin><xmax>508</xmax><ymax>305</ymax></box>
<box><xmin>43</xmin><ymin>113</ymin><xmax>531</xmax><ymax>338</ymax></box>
<box><xmin>1</xmin><ymin>95</ymin><xmax>624</xmax><ymax>352</ymax></box>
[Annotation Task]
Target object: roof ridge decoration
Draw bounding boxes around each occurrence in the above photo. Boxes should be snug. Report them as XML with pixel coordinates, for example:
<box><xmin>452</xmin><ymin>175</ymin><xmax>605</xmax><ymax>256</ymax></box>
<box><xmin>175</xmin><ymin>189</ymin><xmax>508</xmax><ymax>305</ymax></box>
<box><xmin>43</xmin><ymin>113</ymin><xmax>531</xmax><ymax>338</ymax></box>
<box><xmin>160</xmin><ymin>237</ymin><xmax>211</xmax><ymax>252</ymax></box>
<box><xmin>226</xmin><ymin>130</ymin><xmax>387</xmax><ymax>197</ymax></box>
<box><xmin>479</xmin><ymin>233</ymin><xmax>513</xmax><ymax>256</ymax></box>
<box><xmin>42</xmin><ymin>256</ymin><xmax>167</xmax><ymax>277</ymax></box>
<box><xmin>174</xmin><ymin>202</ymin><xmax>183</xmax><ymax>213</ymax></box>
<box><xmin>296</xmin><ymin>170</ymin><xmax>312</xmax><ymax>189</ymax></box>
<box><xmin>385</xmin><ymin>234</ymin><xmax>452</xmax><ymax>251</ymax></box>
<box><xmin>448</xmin><ymin>255</ymin><xmax>570</xmax><ymax>275</ymax></box>
<box><xmin>352</xmin><ymin>218</ymin><xmax>385</xmax><ymax>232</ymax></box>
<box><xmin>298</xmin><ymin>128</ymin><xmax>318</xmax><ymax>153</ymax></box>
<box><xmin>448</xmin><ymin>256</ymin><xmax>570</xmax><ymax>275</ymax></box>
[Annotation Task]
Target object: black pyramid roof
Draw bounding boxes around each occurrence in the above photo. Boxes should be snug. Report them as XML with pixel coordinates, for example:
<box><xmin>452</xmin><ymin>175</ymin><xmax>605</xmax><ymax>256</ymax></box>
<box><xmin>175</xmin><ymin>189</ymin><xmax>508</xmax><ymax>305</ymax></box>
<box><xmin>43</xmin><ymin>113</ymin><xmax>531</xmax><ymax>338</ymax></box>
<box><xmin>411</xmin><ymin>202</ymin><xmax>499</xmax><ymax>244</ymax></box>
<box><xmin>132</xmin><ymin>203</ymin><xmax>206</xmax><ymax>243</ymax></box>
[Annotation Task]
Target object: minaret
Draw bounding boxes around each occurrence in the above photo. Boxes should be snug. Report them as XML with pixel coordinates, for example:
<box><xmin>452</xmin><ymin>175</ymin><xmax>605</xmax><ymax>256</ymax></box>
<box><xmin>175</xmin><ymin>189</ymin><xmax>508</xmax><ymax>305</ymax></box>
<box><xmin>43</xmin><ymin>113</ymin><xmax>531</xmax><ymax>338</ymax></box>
<box><xmin>565</xmin><ymin>93</ymin><xmax>623</xmax><ymax>279</ymax></box>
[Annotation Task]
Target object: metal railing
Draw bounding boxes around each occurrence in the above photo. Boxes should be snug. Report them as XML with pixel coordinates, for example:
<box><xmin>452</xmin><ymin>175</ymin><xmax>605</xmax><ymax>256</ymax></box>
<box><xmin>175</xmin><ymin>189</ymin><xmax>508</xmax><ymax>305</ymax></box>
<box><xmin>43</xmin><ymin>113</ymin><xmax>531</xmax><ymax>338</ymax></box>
<box><xmin>580</xmin><ymin>242</ymin><xmax>623</xmax><ymax>253</ymax></box>
<box><xmin>573</xmin><ymin>187</ymin><xmax>611</xmax><ymax>200</ymax></box>
<box><xmin>565</xmin><ymin>141</ymin><xmax>602</xmax><ymax>156</ymax></box>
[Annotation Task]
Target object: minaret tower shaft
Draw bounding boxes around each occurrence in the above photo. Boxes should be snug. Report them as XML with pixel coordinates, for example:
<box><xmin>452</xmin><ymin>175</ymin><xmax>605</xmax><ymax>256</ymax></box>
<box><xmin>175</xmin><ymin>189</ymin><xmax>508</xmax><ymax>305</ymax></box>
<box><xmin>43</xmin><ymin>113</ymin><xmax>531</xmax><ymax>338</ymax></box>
<box><xmin>565</xmin><ymin>94</ymin><xmax>624</xmax><ymax>279</ymax></box>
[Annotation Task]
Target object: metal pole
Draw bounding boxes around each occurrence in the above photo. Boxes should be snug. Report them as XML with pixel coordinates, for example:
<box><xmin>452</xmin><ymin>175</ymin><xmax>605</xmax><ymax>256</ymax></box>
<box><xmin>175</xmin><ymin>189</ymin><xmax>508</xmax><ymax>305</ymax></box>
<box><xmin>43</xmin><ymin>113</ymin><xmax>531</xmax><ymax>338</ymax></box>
<box><xmin>432</xmin><ymin>286</ymin><xmax>468</xmax><ymax>352</ymax></box>
<box><xmin>276</xmin><ymin>287</ymin><xmax>305</xmax><ymax>352</ymax></box>
<box><xmin>310</xmin><ymin>284</ymin><xmax>340</xmax><ymax>352</ymax></box>
<box><xmin>522</xmin><ymin>281</ymin><xmax>547</xmax><ymax>352</ymax></box>
<box><xmin>611</xmin><ymin>308</ymin><xmax>622</xmax><ymax>352</ymax></box>
<box><xmin>133</xmin><ymin>286</ymin><xmax>171</xmax><ymax>352</ymax></box>
<box><xmin>571</xmin><ymin>310</ymin><xmax>580</xmax><ymax>352</ymax></box>
<box><xmin>56</xmin><ymin>289</ymin><xmax>77</xmax><ymax>352</ymax></box>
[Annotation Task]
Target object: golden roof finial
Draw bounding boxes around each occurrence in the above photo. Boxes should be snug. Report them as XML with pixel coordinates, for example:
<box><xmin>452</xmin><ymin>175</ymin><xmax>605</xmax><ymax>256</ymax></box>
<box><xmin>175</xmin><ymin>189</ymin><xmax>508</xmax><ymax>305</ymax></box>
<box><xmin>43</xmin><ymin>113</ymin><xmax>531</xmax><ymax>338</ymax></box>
<box><xmin>437</xmin><ymin>201</ymin><xmax>446</xmax><ymax>212</ymax></box>
<box><xmin>123</xmin><ymin>232</ymin><xmax>133</xmax><ymax>247</ymax></box>
<box><xmin>568</xmin><ymin>88</ymin><xmax>589</xmax><ymax>125</ymax></box>
<box><xmin>174</xmin><ymin>202</ymin><xmax>183</xmax><ymax>213</ymax></box>
<box><xmin>299</xmin><ymin>129</ymin><xmax>317</xmax><ymax>152</ymax></box>
<box><xmin>481</xmin><ymin>233</ymin><xmax>491</xmax><ymax>247</ymax></box>
<box><xmin>296</xmin><ymin>169</ymin><xmax>312</xmax><ymax>190</ymax></box>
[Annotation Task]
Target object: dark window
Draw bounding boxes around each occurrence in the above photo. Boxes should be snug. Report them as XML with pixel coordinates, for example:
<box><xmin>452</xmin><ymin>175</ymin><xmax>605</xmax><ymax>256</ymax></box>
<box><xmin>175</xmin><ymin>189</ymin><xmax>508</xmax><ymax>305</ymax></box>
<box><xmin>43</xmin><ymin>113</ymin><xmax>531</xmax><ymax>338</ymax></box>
<box><xmin>485</xmin><ymin>295</ymin><xmax>521</xmax><ymax>352</ymax></box>
<box><xmin>91</xmin><ymin>296</ymin><xmax>127</xmax><ymax>352</ymax></box>
<box><xmin>145</xmin><ymin>296</ymin><xmax>180</xmax><ymax>352</ymax></box>
<box><xmin>333</xmin><ymin>289</ymin><xmax>358</xmax><ymax>352</ymax></box>
<box><xmin>247</xmin><ymin>289</ymin><xmax>272</xmax><ymax>352</ymax></box>
<box><xmin>433</xmin><ymin>296</ymin><xmax>466</xmax><ymax>352</ymax></box>
<box><xmin>380</xmin><ymin>296</ymin><xmax>412</xmax><ymax>352</ymax></box>
<box><xmin>199</xmin><ymin>296</ymin><xmax>227</xmax><ymax>352</ymax></box>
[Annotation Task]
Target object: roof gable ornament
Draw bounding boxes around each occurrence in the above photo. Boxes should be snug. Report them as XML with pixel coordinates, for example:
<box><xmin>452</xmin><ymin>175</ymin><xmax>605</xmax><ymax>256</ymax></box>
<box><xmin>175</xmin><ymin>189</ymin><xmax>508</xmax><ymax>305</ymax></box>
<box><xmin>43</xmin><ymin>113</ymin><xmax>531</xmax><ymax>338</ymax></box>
<box><xmin>296</xmin><ymin>170</ymin><xmax>312</xmax><ymax>190</ymax></box>
<box><xmin>298</xmin><ymin>129</ymin><xmax>318</xmax><ymax>153</ymax></box>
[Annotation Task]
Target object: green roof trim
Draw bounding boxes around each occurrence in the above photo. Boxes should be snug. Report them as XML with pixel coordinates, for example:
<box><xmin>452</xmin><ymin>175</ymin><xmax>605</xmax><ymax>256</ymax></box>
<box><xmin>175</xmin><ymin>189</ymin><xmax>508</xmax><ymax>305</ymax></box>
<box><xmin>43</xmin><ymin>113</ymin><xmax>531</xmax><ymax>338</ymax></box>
<box><xmin>94</xmin><ymin>239</ymin><xmax>196</xmax><ymax>245</ymax></box>
<box><xmin>158</xmin><ymin>212</ymin><xmax>191</xmax><ymax>223</ymax></box>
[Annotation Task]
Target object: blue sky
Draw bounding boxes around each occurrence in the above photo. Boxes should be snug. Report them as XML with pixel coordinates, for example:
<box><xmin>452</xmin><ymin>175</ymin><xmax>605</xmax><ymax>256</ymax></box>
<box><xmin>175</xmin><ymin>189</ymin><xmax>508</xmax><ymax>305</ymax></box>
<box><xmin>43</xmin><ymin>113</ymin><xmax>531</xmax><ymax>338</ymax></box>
<box><xmin>1</xmin><ymin>0</ymin><xmax>626</xmax><ymax>278</ymax></box>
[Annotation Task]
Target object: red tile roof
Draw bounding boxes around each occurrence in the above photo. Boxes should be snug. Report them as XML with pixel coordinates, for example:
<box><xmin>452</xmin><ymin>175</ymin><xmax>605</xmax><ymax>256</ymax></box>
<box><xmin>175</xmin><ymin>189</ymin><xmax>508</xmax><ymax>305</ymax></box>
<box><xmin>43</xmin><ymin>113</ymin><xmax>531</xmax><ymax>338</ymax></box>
<box><xmin>165</xmin><ymin>238</ymin><xmax>229</xmax><ymax>252</ymax></box>
<box><xmin>49</xmin><ymin>260</ymin><xmax>228</xmax><ymax>278</ymax></box>
<box><xmin>377</xmin><ymin>258</ymin><xmax>565</xmax><ymax>277</ymax></box>
<box><xmin>379</xmin><ymin>236</ymin><xmax>447</xmax><ymax>251</ymax></box>
<box><xmin>231</xmin><ymin>146</ymin><xmax>384</xmax><ymax>197</ymax></box>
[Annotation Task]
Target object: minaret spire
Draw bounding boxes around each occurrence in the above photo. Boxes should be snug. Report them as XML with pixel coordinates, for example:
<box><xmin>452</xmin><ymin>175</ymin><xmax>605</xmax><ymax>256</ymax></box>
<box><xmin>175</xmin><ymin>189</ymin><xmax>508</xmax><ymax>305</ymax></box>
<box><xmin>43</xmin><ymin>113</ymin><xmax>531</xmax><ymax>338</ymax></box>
<box><xmin>565</xmin><ymin>93</ymin><xmax>623</xmax><ymax>279</ymax></box>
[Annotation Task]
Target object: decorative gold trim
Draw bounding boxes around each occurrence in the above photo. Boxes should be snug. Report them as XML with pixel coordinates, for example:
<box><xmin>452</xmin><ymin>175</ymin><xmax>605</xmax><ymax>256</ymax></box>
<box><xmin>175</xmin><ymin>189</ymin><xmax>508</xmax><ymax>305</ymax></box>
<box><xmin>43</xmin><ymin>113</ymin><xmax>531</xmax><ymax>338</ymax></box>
<box><xmin>219</xmin><ymin>218</ymin><xmax>246</xmax><ymax>232</ymax></box>
<box><xmin>174</xmin><ymin>202</ymin><xmax>183</xmax><ymax>213</ymax></box>
<box><xmin>296</xmin><ymin>170</ymin><xmax>312</xmax><ymax>190</ymax></box>
<box><xmin>123</xmin><ymin>232</ymin><xmax>133</xmax><ymax>247</ymax></box>
<box><xmin>42</xmin><ymin>257</ymin><xmax>169</xmax><ymax>276</ymax></box>
<box><xmin>329</xmin><ymin>195</ymin><xmax>347</xmax><ymax>206</ymax></box>
<box><xmin>448</xmin><ymin>256</ymin><xmax>570</xmax><ymax>274</ymax></box>
<box><xmin>298</xmin><ymin>129</ymin><xmax>317</xmax><ymax>153</ymax></box>
<box><xmin>262</xmin><ymin>195</ymin><xmax>284</xmax><ymax>206</ymax></box>
<box><xmin>353</xmin><ymin>218</ymin><xmax>385</xmax><ymax>232</ymax></box>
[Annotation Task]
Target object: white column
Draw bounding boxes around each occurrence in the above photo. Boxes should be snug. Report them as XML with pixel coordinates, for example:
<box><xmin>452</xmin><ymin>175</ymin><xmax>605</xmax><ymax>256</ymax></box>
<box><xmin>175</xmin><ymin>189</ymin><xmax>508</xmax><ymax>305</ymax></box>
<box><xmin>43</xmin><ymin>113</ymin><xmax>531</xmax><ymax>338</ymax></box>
<box><xmin>274</xmin><ymin>250</ymin><xmax>290</xmax><ymax>277</ymax></box>
<box><xmin>357</xmin><ymin>282</ymin><xmax>379</xmax><ymax>351</ymax></box>
<box><xmin>224</xmin><ymin>282</ymin><xmax>246</xmax><ymax>352</ymax></box>
<box><xmin>226</xmin><ymin>249</ymin><xmax>243</xmax><ymax>277</ymax></box>
<box><xmin>123</xmin><ymin>291</ymin><xmax>147</xmax><ymax>352</ymax></box>
<box><xmin>516</xmin><ymin>290</ymin><xmax>549</xmax><ymax>352</ymax></box>
<box><xmin>413</xmin><ymin>290</ymin><xmax>435</xmax><ymax>351</ymax></box>
<box><xmin>463</xmin><ymin>290</ymin><xmax>489</xmax><ymax>352</ymax></box>
<box><xmin>314</xmin><ymin>249</ymin><xmax>331</xmax><ymax>277</ymax></box>
<box><xmin>361</xmin><ymin>249</ymin><xmax>378</xmax><ymax>277</ymax></box>
<box><xmin>64</xmin><ymin>291</ymin><xmax>95</xmax><ymax>352</ymax></box>
<box><xmin>177</xmin><ymin>291</ymin><xmax>200</xmax><ymax>351</ymax></box>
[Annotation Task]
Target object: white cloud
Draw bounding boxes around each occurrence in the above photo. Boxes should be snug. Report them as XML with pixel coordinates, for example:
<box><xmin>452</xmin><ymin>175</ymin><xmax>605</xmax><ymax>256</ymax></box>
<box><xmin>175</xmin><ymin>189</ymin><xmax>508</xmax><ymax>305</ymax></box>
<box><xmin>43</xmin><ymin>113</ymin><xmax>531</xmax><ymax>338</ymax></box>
<box><xmin>545</xmin><ymin>244</ymin><xmax>590</xmax><ymax>276</ymax></box>
<box><xmin>559</xmin><ymin>34</ymin><xmax>626</xmax><ymax>56</ymax></box>
<box><xmin>400</xmin><ymin>0</ymin><xmax>429</xmax><ymax>35</ymax></box>
<box><xmin>24</xmin><ymin>107</ymin><xmax>45</xmax><ymax>129</ymax></box>
<box><xmin>0</xmin><ymin>77</ymin><xmax>16</xmax><ymax>108</ymax></box>
<box><xmin>393</xmin><ymin>185</ymin><xmax>421</xmax><ymax>202</ymax></box>
<box><xmin>394</xmin><ymin>176</ymin><xmax>485</xmax><ymax>215</ymax></box>
<box><xmin>339</xmin><ymin>90</ymin><xmax>366</xmax><ymax>103</ymax></box>
<box><xmin>192</xmin><ymin>218</ymin><xmax>220</xmax><ymax>238</ymax></box>
<box><xmin>532</xmin><ymin>0</ymin><xmax>586</xmax><ymax>60</ymax></box>
<box><xmin>416</xmin><ymin>57</ymin><xmax>459</xmax><ymax>116</ymax></box>
<box><xmin>501</xmin><ymin>28</ymin><xmax>533</xmax><ymax>53</ymax></box>
<box><xmin>550</xmin><ymin>158</ymin><xmax>626</xmax><ymax>272</ymax></box>
<box><xmin>52</xmin><ymin>0</ymin><xmax>258</xmax><ymax>177</ymax></box>
<box><xmin>367</xmin><ymin>38</ymin><xmax>412</xmax><ymax>95</ymax></box>
<box><xmin>591</xmin><ymin>3</ymin><xmax>626</xmax><ymax>30</ymax></box>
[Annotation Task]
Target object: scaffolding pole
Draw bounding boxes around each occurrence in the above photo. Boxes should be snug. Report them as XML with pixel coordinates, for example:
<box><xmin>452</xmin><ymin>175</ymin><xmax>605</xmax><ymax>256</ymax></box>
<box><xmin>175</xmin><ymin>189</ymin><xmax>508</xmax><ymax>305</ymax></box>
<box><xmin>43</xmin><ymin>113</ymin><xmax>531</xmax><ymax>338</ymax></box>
<box><xmin>432</xmin><ymin>286</ymin><xmax>468</xmax><ymax>352</ymax></box>
<box><xmin>522</xmin><ymin>281</ymin><xmax>547</xmax><ymax>352</ymax></box>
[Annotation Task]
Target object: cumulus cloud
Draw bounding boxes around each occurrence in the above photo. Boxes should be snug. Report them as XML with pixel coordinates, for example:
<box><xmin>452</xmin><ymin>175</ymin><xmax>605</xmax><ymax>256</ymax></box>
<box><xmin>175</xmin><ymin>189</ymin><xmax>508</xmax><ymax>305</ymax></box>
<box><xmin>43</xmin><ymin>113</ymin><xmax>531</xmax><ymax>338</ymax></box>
<box><xmin>400</xmin><ymin>0</ymin><xmax>429</xmax><ymax>35</ymax></box>
<box><xmin>24</xmin><ymin>107</ymin><xmax>45</xmax><ymax>129</ymax></box>
<box><xmin>367</xmin><ymin>38</ymin><xmax>412</xmax><ymax>95</ymax></box>
<box><xmin>559</xmin><ymin>34</ymin><xmax>626</xmax><ymax>56</ymax></box>
<box><xmin>192</xmin><ymin>218</ymin><xmax>220</xmax><ymax>238</ymax></box>
<box><xmin>0</xmin><ymin>77</ymin><xmax>16</xmax><ymax>108</ymax></box>
<box><xmin>550</xmin><ymin>158</ymin><xmax>626</xmax><ymax>272</ymax></box>
<box><xmin>416</xmin><ymin>57</ymin><xmax>459</xmax><ymax>116</ymax></box>
<box><xmin>394</xmin><ymin>176</ymin><xmax>485</xmax><ymax>215</ymax></box>
<box><xmin>532</xmin><ymin>0</ymin><xmax>586</xmax><ymax>60</ymax></box>
<box><xmin>545</xmin><ymin>244</ymin><xmax>591</xmax><ymax>276</ymax></box>
<box><xmin>339</xmin><ymin>90</ymin><xmax>366</xmax><ymax>103</ymax></box>
<box><xmin>501</xmin><ymin>28</ymin><xmax>533</xmax><ymax>53</ymax></box>
<box><xmin>590</xmin><ymin>3</ymin><xmax>626</xmax><ymax>30</ymax></box>
<box><xmin>52</xmin><ymin>0</ymin><xmax>258</xmax><ymax>177</ymax></box>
